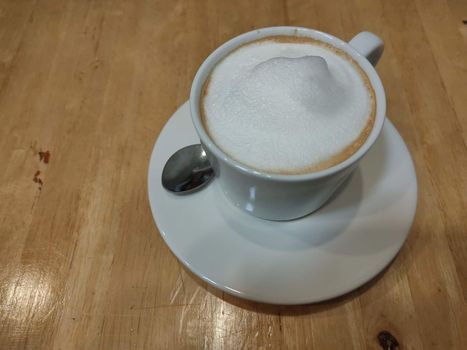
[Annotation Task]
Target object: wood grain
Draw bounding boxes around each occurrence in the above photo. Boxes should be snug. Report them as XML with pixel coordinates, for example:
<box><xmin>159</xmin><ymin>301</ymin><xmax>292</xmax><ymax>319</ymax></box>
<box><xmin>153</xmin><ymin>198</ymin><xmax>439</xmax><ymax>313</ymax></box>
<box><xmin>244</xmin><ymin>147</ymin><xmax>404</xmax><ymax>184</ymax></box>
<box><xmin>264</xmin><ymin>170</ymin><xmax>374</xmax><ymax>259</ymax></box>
<box><xmin>0</xmin><ymin>0</ymin><xmax>466</xmax><ymax>349</ymax></box>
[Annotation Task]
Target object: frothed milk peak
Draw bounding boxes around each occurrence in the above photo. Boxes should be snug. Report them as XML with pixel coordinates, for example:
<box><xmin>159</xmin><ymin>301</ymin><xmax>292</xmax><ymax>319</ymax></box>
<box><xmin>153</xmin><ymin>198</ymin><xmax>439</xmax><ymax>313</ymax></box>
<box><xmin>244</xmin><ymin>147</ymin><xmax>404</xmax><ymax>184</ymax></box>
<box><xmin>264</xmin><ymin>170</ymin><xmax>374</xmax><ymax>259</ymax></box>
<box><xmin>201</xmin><ymin>36</ymin><xmax>376</xmax><ymax>174</ymax></box>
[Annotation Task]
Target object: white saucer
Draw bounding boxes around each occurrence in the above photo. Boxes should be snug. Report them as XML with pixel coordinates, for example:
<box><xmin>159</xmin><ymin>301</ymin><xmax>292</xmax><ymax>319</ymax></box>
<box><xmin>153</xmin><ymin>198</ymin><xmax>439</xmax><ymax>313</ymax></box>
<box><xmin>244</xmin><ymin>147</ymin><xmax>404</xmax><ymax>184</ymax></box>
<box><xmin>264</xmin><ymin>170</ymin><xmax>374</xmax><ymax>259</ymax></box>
<box><xmin>148</xmin><ymin>102</ymin><xmax>417</xmax><ymax>305</ymax></box>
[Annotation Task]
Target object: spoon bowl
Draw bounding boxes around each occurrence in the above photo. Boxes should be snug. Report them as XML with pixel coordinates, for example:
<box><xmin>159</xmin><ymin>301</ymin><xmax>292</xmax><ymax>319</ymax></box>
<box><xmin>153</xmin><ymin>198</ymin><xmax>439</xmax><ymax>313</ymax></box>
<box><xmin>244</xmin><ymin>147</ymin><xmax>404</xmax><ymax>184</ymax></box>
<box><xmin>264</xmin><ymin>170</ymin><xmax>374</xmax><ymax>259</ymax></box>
<box><xmin>162</xmin><ymin>144</ymin><xmax>214</xmax><ymax>194</ymax></box>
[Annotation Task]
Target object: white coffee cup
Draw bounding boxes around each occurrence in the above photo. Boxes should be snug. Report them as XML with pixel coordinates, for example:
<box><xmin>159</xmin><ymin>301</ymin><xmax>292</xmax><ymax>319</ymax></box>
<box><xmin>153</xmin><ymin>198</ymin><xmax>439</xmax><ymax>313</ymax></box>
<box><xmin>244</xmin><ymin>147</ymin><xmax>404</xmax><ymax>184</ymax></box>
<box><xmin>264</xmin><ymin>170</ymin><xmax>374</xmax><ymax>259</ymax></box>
<box><xmin>190</xmin><ymin>27</ymin><xmax>385</xmax><ymax>220</ymax></box>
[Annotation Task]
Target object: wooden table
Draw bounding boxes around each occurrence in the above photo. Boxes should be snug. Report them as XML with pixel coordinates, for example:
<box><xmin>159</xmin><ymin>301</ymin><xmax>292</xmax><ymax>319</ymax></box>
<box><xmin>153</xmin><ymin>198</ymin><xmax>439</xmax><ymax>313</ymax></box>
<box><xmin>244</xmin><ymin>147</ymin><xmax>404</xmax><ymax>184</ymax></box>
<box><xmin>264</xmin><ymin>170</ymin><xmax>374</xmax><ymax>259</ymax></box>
<box><xmin>1</xmin><ymin>0</ymin><xmax>466</xmax><ymax>348</ymax></box>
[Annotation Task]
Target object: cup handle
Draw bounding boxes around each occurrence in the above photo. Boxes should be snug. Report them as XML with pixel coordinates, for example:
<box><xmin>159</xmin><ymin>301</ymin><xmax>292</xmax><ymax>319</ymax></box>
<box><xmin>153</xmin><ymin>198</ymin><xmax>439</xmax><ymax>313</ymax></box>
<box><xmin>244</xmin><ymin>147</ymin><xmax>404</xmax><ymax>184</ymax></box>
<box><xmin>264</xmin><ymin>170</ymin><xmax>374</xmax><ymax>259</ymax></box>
<box><xmin>348</xmin><ymin>32</ymin><xmax>384</xmax><ymax>66</ymax></box>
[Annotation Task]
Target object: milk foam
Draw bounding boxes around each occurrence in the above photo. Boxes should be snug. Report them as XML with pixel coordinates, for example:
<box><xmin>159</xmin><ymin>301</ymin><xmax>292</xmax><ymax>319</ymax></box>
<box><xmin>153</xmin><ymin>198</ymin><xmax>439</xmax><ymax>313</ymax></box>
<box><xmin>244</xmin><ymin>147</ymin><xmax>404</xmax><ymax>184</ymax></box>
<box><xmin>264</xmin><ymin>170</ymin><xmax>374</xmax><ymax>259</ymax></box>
<box><xmin>202</xmin><ymin>37</ymin><xmax>375</xmax><ymax>174</ymax></box>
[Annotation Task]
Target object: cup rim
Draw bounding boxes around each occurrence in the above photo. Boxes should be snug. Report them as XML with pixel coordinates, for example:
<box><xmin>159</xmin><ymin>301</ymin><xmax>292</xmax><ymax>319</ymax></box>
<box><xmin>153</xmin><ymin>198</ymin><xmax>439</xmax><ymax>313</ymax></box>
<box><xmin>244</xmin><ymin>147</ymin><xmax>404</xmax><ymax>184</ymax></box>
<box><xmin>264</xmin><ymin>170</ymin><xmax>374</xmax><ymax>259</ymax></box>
<box><xmin>190</xmin><ymin>26</ymin><xmax>386</xmax><ymax>182</ymax></box>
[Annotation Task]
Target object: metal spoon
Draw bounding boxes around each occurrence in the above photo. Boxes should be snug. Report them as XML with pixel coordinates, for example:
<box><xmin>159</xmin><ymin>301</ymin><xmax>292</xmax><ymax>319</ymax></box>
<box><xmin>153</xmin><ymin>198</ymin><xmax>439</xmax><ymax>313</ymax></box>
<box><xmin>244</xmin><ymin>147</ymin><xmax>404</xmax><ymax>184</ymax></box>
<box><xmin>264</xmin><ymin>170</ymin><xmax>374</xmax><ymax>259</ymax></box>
<box><xmin>162</xmin><ymin>144</ymin><xmax>214</xmax><ymax>194</ymax></box>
